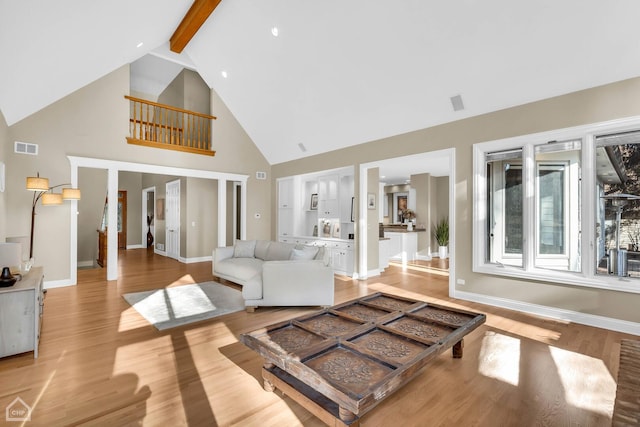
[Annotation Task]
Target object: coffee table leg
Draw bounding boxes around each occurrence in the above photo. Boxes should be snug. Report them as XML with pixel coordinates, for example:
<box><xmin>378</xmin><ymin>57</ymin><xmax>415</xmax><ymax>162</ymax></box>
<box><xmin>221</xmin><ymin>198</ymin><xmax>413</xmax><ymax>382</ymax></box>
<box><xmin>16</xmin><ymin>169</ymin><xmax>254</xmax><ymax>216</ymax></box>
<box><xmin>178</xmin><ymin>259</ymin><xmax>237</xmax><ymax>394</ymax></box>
<box><xmin>263</xmin><ymin>362</ymin><xmax>275</xmax><ymax>392</ymax></box>
<box><xmin>339</xmin><ymin>406</ymin><xmax>356</xmax><ymax>423</ymax></box>
<box><xmin>453</xmin><ymin>339</ymin><xmax>464</xmax><ymax>358</ymax></box>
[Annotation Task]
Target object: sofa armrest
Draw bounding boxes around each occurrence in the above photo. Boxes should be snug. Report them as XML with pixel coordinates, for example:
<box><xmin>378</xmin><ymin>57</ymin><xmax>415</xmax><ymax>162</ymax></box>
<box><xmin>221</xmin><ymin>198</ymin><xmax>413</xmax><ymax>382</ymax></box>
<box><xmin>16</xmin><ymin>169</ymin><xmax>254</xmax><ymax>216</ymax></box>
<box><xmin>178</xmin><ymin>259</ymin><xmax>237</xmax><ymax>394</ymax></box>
<box><xmin>213</xmin><ymin>246</ymin><xmax>234</xmax><ymax>263</ymax></box>
<box><xmin>212</xmin><ymin>246</ymin><xmax>234</xmax><ymax>275</ymax></box>
<box><xmin>261</xmin><ymin>260</ymin><xmax>334</xmax><ymax>306</ymax></box>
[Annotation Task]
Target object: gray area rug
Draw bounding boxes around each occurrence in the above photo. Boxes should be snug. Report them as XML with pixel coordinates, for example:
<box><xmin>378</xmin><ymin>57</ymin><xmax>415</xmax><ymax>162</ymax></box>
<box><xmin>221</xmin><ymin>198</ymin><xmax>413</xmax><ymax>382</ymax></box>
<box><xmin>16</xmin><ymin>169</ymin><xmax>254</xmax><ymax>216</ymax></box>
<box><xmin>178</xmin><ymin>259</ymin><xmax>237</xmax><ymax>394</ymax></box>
<box><xmin>123</xmin><ymin>282</ymin><xmax>245</xmax><ymax>330</ymax></box>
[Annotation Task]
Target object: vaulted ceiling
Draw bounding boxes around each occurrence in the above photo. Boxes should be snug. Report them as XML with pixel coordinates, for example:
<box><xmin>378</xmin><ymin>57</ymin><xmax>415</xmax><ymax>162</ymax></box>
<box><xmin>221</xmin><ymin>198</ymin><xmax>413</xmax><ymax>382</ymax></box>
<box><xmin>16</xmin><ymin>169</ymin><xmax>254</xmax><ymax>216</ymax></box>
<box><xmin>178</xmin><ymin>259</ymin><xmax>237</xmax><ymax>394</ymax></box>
<box><xmin>2</xmin><ymin>1</ymin><xmax>640</xmax><ymax>165</ymax></box>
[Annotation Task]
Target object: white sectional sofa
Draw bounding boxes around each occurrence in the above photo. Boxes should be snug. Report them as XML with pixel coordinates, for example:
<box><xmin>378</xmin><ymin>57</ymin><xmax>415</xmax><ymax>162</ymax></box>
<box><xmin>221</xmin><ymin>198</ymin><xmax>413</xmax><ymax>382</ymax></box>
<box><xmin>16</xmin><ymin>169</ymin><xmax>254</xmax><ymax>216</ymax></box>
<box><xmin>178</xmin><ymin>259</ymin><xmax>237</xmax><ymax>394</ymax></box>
<box><xmin>212</xmin><ymin>239</ymin><xmax>335</xmax><ymax>311</ymax></box>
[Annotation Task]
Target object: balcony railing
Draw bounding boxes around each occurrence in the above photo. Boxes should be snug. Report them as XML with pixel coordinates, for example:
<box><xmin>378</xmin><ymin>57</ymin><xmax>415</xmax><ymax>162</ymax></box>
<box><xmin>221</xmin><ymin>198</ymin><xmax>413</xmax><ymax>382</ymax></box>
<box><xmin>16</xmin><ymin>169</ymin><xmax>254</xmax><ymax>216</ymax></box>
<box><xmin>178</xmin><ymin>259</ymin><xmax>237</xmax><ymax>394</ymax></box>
<box><xmin>125</xmin><ymin>95</ymin><xmax>217</xmax><ymax>156</ymax></box>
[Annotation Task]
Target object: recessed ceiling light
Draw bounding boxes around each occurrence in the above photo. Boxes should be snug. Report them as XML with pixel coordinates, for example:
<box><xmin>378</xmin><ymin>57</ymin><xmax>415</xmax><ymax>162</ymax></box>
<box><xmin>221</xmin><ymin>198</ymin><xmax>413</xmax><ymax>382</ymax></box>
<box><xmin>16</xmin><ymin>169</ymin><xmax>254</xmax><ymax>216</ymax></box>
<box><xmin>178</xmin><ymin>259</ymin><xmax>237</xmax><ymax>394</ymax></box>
<box><xmin>136</xmin><ymin>42</ymin><xmax>144</xmax><ymax>48</ymax></box>
<box><xmin>221</xmin><ymin>70</ymin><xmax>228</xmax><ymax>79</ymax></box>
<box><xmin>271</xmin><ymin>27</ymin><xmax>279</xmax><ymax>37</ymax></box>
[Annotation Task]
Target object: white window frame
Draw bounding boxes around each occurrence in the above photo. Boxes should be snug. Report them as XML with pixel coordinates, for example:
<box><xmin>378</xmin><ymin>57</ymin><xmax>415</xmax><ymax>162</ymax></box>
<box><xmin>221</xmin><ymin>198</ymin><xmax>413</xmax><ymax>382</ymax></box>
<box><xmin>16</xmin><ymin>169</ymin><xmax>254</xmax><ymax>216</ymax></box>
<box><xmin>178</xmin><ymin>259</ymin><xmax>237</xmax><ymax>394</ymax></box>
<box><xmin>473</xmin><ymin>115</ymin><xmax>640</xmax><ymax>294</ymax></box>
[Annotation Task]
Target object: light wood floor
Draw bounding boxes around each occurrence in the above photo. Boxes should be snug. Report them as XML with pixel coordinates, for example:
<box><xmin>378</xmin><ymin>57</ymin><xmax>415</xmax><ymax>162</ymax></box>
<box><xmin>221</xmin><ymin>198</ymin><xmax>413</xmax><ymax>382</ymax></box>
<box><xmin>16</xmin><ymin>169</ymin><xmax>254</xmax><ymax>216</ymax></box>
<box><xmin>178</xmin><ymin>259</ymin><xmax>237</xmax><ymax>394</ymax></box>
<box><xmin>0</xmin><ymin>249</ymin><xmax>636</xmax><ymax>426</ymax></box>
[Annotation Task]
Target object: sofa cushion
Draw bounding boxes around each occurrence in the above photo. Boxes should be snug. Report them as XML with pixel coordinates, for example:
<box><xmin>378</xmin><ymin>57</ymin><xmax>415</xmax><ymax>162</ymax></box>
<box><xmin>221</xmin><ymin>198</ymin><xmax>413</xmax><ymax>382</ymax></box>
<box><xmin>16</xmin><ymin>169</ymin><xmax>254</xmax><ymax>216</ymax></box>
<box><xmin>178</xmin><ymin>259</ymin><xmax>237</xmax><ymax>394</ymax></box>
<box><xmin>233</xmin><ymin>240</ymin><xmax>256</xmax><ymax>258</ymax></box>
<box><xmin>254</xmin><ymin>240</ymin><xmax>271</xmax><ymax>260</ymax></box>
<box><xmin>291</xmin><ymin>246</ymin><xmax>319</xmax><ymax>260</ymax></box>
<box><xmin>265</xmin><ymin>242</ymin><xmax>296</xmax><ymax>261</ymax></box>
<box><xmin>215</xmin><ymin>257</ymin><xmax>263</xmax><ymax>282</ymax></box>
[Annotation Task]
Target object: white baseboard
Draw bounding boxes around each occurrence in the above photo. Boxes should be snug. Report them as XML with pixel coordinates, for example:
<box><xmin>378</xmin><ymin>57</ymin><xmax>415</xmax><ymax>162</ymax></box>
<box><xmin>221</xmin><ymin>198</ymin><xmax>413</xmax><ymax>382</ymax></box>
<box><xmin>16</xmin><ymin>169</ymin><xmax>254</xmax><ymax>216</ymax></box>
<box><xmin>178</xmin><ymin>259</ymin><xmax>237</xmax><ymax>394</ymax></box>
<box><xmin>44</xmin><ymin>279</ymin><xmax>74</xmax><ymax>289</ymax></box>
<box><xmin>183</xmin><ymin>256</ymin><xmax>212</xmax><ymax>264</ymax></box>
<box><xmin>154</xmin><ymin>248</ymin><xmax>167</xmax><ymax>257</ymax></box>
<box><xmin>127</xmin><ymin>244</ymin><xmax>144</xmax><ymax>250</ymax></box>
<box><xmin>454</xmin><ymin>289</ymin><xmax>640</xmax><ymax>335</ymax></box>
<box><xmin>77</xmin><ymin>260</ymin><xmax>94</xmax><ymax>268</ymax></box>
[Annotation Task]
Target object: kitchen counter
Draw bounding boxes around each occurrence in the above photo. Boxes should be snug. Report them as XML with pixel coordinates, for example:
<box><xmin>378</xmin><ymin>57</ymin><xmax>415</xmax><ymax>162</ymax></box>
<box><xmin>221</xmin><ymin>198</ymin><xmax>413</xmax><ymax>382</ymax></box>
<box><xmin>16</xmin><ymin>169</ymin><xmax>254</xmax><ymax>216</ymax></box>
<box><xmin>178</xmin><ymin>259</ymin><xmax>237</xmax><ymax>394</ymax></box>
<box><xmin>382</xmin><ymin>225</ymin><xmax>426</xmax><ymax>233</ymax></box>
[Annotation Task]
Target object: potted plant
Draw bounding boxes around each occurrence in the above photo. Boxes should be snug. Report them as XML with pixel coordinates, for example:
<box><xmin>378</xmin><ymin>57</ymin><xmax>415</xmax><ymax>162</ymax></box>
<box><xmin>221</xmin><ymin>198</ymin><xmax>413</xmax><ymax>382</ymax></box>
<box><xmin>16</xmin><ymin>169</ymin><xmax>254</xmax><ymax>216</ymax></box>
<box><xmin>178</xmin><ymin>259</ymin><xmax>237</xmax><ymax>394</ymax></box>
<box><xmin>433</xmin><ymin>217</ymin><xmax>449</xmax><ymax>259</ymax></box>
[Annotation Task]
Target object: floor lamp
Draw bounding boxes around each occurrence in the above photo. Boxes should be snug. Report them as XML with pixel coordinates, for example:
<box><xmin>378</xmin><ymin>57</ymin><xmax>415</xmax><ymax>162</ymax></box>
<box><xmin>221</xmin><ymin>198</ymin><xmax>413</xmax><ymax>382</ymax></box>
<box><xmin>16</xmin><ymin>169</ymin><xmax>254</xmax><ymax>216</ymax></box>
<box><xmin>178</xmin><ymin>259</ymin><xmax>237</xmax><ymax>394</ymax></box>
<box><xmin>26</xmin><ymin>173</ymin><xmax>81</xmax><ymax>260</ymax></box>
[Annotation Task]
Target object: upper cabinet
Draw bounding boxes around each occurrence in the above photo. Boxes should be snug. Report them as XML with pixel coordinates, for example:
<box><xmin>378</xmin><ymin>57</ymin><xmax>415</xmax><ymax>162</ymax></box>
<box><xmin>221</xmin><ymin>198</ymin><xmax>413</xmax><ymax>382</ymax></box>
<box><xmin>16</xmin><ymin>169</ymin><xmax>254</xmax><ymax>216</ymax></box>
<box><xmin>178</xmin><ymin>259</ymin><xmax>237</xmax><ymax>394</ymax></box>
<box><xmin>278</xmin><ymin>178</ymin><xmax>294</xmax><ymax>208</ymax></box>
<box><xmin>318</xmin><ymin>174</ymin><xmax>340</xmax><ymax>217</ymax></box>
<box><xmin>277</xmin><ymin>177</ymin><xmax>295</xmax><ymax>237</ymax></box>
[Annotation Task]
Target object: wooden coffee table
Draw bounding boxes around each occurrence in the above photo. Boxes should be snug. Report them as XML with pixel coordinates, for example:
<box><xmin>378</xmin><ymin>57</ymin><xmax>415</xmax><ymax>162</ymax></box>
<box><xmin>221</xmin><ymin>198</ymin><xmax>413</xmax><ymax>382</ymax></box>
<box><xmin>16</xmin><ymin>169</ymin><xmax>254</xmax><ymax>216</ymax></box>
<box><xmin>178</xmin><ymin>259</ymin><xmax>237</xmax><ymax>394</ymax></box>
<box><xmin>240</xmin><ymin>293</ymin><xmax>486</xmax><ymax>426</ymax></box>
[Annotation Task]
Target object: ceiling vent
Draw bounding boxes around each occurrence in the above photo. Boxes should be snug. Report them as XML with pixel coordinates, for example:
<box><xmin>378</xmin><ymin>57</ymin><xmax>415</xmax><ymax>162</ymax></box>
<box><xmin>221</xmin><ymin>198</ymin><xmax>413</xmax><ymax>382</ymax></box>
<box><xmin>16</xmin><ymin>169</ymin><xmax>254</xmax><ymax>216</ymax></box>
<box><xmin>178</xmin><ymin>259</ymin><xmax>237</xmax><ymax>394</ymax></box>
<box><xmin>450</xmin><ymin>94</ymin><xmax>465</xmax><ymax>112</ymax></box>
<box><xmin>15</xmin><ymin>141</ymin><xmax>38</xmax><ymax>155</ymax></box>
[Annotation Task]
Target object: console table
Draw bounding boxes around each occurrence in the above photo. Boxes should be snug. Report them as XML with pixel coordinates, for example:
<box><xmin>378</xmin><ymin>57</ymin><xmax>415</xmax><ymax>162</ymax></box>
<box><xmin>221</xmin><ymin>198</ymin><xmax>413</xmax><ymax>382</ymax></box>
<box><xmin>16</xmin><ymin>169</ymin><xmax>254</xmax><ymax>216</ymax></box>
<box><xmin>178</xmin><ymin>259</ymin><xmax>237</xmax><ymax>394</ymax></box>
<box><xmin>0</xmin><ymin>267</ymin><xmax>45</xmax><ymax>358</ymax></box>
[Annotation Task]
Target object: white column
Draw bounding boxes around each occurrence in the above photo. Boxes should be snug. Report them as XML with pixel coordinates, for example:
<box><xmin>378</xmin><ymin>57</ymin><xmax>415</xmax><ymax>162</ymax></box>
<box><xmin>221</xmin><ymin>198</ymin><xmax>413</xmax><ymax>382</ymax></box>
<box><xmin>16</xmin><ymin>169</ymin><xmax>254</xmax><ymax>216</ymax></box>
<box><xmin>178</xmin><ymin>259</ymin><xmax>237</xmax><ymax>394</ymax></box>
<box><xmin>218</xmin><ymin>179</ymin><xmax>227</xmax><ymax>247</ymax></box>
<box><xmin>107</xmin><ymin>168</ymin><xmax>118</xmax><ymax>281</ymax></box>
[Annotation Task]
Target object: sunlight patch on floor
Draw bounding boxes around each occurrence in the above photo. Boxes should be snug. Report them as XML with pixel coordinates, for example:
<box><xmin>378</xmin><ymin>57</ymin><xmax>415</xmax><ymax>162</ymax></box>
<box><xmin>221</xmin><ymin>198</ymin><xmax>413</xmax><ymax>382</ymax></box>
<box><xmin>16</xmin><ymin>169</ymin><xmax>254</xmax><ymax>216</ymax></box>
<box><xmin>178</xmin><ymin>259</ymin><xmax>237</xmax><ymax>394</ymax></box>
<box><xmin>549</xmin><ymin>346</ymin><xmax>616</xmax><ymax>416</ymax></box>
<box><xmin>478</xmin><ymin>331</ymin><xmax>521</xmax><ymax>386</ymax></box>
<box><xmin>167</xmin><ymin>274</ymin><xmax>197</xmax><ymax>287</ymax></box>
<box><xmin>389</xmin><ymin>261</ymin><xmax>450</xmax><ymax>276</ymax></box>
<box><xmin>484</xmin><ymin>314</ymin><xmax>562</xmax><ymax>343</ymax></box>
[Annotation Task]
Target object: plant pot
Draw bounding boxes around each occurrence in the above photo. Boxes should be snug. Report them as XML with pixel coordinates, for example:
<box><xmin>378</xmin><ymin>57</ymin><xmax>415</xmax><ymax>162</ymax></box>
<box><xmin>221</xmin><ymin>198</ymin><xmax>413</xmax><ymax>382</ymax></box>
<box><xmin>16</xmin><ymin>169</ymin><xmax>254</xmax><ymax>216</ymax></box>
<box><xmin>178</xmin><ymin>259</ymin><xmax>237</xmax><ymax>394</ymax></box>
<box><xmin>438</xmin><ymin>245</ymin><xmax>448</xmax><ymax>259</ymax></box>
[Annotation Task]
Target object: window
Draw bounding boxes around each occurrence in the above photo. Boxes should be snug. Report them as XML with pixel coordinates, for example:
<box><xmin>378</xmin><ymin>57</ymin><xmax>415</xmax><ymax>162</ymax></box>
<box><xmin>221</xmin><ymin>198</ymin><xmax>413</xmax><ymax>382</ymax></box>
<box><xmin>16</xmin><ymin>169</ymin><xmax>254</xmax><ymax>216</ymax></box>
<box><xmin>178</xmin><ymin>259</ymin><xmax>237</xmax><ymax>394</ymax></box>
<box><xmin>595</xmin><ymin>131</ymin><xmax>640</xmax><ymax>278</ymax></box>
<box><xmin>485</xmin><ymin>149</ymin><xmax>523</xmax><ymax>267</ymax></box>
<box><xmin>473</xmin><ymin>117</ymin><xmax>640</xmax><ymax>293</ymax></box>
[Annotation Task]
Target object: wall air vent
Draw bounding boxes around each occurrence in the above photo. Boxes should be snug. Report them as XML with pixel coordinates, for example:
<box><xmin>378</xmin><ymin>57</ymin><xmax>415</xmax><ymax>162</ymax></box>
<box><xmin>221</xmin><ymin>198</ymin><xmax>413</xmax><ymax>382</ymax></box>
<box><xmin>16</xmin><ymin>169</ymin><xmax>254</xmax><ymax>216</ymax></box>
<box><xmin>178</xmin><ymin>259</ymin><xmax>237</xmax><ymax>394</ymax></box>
<box><xmin>450</xmin><ymin>94</ymin><xmax>465</xmax><ymax>112</ymax></box>
<box><xmin>256</xmin><ymin>171</ymin><xmax>267</xmax><ymax>180</ymax></box>
<box><xmin>14</xmin><ymin>141</ymin><xmax>38</xmax><ymax>155</ymax></box>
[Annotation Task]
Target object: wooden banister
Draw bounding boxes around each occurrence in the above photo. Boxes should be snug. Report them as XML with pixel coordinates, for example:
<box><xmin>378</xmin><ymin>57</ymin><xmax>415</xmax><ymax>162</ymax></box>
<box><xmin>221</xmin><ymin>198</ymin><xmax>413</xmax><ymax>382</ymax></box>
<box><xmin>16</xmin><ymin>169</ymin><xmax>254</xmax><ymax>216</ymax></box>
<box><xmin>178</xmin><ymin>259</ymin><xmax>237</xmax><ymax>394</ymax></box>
<box><xmin>125</xmin><ymin>95</ymin><xmax>216</xmax><ymax>156</ymax></box>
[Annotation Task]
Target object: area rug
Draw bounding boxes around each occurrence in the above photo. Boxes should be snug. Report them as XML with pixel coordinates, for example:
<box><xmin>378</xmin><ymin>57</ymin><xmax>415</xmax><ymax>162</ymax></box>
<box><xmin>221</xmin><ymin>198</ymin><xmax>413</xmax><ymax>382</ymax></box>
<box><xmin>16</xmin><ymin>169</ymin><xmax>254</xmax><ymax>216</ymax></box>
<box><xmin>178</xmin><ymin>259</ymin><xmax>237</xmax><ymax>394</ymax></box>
<box><xmin>123</xmin><ymin>282</ymin><xmax>245</xmax><ymax>330</ymax></box>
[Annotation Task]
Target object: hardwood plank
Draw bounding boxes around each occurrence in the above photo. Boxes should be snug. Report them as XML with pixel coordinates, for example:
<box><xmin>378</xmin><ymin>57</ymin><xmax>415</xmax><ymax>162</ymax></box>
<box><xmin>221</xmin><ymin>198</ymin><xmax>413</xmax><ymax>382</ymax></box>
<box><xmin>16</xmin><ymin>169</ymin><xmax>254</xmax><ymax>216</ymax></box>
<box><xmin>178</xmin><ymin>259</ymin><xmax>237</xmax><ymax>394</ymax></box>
<box><xmin>0</xmin><ymin>249</ymin><xmax>636</xmax><ymax>426</ymax></box>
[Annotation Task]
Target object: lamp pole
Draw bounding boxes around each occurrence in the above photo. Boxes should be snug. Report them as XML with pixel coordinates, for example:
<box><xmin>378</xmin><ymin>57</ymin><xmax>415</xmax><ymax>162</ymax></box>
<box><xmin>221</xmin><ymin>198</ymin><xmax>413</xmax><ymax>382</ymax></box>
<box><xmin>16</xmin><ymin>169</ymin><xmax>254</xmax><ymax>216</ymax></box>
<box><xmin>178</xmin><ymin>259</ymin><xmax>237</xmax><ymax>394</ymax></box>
<box><xmin>28</xmin><ymin>183</ymin><xmax>72</xmax><ymax>260</ymax></box>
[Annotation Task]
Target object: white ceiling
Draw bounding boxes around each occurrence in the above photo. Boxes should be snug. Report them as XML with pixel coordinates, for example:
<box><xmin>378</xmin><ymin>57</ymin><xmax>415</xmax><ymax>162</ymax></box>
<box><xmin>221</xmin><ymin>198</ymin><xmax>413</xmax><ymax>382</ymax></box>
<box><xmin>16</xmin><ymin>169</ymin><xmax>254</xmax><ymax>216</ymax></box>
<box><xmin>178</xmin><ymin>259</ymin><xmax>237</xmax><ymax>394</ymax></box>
<box><xmin>2</xmin><ymin>1</ymin><xmax>640</xmax><ymax>167</ymax></box>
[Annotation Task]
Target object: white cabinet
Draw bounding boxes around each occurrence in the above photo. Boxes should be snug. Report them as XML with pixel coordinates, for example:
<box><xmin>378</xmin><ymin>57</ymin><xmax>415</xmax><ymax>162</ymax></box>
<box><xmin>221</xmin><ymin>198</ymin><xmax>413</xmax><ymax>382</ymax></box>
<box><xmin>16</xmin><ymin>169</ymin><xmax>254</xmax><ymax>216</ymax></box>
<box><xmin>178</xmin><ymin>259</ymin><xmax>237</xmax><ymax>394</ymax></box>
<box><xmin>0</xmin><ymin>267</ymin><xmax>44</xmax><ymax>359</ymax></box>
<box><xmin>323</xmin><ymin>240</ymin><xmax>354</xmax><ymax>276</ymax></box>
<box><xmin>379</xmin><ymin>238</ymin><xmax>390</xmax><ymax>271</ymax></box>
<box><xmin>277</xmin><ymin>178</ymin><xmax>295</xmax><ymax>237</ymax></box>
<box><xmin>278</xmin><ymin>208</ymin><xmax>293</xmax><ymax>237</ymax></box>
<box><xmin>318</xmin><ymin>174</ymin><xmax>340</xmax><ymax>217</ymax></box>
<box><xmin>278</xmin><ymin>178</ymin><xmax>294</xmax><ymax>208</ymax></box>
<box><xmin>385</xmin><ymin>231</ymin><xmax>418</xmax><ymax>264</ymax></box>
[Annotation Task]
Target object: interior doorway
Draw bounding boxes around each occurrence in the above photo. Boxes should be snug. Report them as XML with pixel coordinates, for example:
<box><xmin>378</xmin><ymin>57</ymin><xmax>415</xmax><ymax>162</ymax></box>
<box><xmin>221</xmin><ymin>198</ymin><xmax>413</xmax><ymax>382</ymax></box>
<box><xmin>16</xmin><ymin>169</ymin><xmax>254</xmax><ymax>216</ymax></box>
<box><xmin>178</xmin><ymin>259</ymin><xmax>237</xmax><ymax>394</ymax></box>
<box><xmin>142</xmin><ymin>186</ymin><xmax>155</xmax><ymax>249</ymax></box>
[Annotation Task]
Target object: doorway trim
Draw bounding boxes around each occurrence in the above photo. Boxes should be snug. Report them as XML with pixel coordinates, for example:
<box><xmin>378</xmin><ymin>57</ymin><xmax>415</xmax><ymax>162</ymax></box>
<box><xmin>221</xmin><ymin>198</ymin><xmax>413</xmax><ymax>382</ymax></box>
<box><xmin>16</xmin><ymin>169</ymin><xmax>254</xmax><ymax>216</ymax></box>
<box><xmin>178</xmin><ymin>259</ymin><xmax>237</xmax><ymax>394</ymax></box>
<box><xmin>68</xmin><ymin>156</ymin><xmax>249</xmax><ymax>283</ymax></box>
<box><xmin>358</xmin><ymin>148</ymin><xmax>456</xmax><ymax>296</ymax></box>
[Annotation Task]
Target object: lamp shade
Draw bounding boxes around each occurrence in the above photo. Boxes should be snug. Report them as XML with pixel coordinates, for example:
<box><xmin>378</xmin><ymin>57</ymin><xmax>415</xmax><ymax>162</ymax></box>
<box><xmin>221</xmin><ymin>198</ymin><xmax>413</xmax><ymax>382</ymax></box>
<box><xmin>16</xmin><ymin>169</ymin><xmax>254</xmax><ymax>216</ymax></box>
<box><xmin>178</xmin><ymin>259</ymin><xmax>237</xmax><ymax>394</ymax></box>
<box><xmin>62</xmin><ymin>188</ymin><xmax>81</xmax><ymax>200</ymax></box>
<box><xmin>26</xmin><ymin>176</ymin><xmax>49</xmax><ymax>191</ymax></box>
<box><xmin>41</xmin><ymin>193</ymin><xmax>63</xmax><ymax>205</ymax></box>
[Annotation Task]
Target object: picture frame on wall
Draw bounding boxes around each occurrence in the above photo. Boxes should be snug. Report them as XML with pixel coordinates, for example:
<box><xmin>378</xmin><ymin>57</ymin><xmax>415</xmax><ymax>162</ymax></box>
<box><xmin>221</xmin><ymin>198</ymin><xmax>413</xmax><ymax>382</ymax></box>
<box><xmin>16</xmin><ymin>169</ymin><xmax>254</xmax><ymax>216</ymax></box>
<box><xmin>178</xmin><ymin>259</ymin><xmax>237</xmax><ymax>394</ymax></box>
<box><xmin>367</xmin><ymin>193</ymin><xmax>376</xmax><ymax>210</ymax></box>
<box><xmin>332</xmin><ymin>222</ymin><xmax>341</xmax><ymax>238</ymax></box>
<box><xmin>310</xmin><ymin>193</ymin><xmax>318</xmax><ymax>210</ymax></box>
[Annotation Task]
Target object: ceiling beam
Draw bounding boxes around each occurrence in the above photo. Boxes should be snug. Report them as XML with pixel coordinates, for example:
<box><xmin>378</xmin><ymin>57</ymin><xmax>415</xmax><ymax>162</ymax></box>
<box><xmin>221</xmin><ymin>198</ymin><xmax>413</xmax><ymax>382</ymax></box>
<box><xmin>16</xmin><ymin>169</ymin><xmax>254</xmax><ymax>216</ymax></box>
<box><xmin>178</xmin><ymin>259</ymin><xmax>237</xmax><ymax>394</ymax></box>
<box><xmin>170</xmin><ymin>0</ymin><xmax>222</xmax><ymax>53</ymax></box>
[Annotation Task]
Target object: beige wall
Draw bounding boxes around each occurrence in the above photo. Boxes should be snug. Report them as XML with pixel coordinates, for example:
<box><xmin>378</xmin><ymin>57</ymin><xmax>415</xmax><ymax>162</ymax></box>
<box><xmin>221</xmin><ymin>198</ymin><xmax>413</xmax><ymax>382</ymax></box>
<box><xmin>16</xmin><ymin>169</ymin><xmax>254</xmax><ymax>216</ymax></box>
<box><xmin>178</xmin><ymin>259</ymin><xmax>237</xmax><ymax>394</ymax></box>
<box><xmin>273</xmin><ymin>76</ymin><xmax>640</xmax><ymax>324</ymax></box>
<box><xmin>410</xmin><ymin>173</ymin><xmax>431</xmax><ymax>256</ymax></box>
<box><xmin>5</xmin><ymin>65</ymin><xmax>271</xmax><ymax>281</ymax></box>
<box><xmin>367</xmin><ymin>168</ymin><xmax>379</xmax><ymax>270</ymax></box>
<box><xmin>119</xmin><ymin>171</ymin><xmax>143</xmax><ymax>247</ymax></box>
<box><xmin>77</xmin><ymin>168</ymin><xmax>107</xmax><ymax>265</ymax></box>
<box><xmin>0</xmin><ymin>112</ymin><xmax>8</xmax><ymax>241</ymax></box>
<box><xmin>185</xmin><ymin>177</ymin><xmax>218</xmax><ymax>258</ymax></box>
<box><xmin>433</xmin><ymin>176</ymin><xmax>449</xmax><ymax>251</ymax></box>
